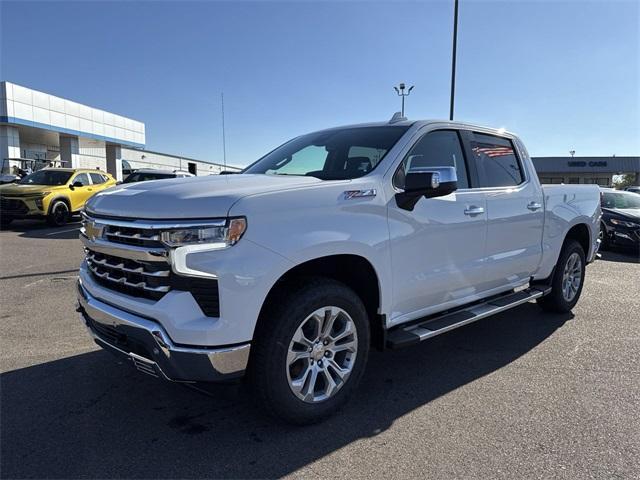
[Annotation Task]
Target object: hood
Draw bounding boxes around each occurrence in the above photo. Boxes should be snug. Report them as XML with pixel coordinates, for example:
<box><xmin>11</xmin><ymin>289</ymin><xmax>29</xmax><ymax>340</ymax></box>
<box><xmin>86</xmin><ymin>174</ymin><xmax>322</xmax><ymax>219</ymax></box>
<box><xmin>604</xmin><ymin>208</ymin><xmax>640</xmax><ymax>221</ymax></box>
<box><xmin>0</xmin><ymin>183</ymin><xmax>66</xmax><ymax>195</ymax></box>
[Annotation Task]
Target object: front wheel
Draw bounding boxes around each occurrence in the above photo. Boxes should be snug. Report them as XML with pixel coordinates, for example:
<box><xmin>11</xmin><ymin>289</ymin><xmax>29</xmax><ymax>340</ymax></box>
<box><xmin>47</xmin><ymin>200</ymin><xmax>70</xmax><ymax>226</ymax></box>
<box><xmin>249</xmin><ymin>278</ymin><xmax>370</xmax><ymax>425</ymax></box>
<box><xmin>537</xmin><ymin>239</ymin><xmax>586</xmax><ymax>313</ymax></box>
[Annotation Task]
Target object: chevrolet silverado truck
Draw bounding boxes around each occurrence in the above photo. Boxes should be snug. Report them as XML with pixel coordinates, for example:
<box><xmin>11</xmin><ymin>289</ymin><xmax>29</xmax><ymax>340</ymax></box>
<box><xmin>76</xmin><ymin>118</ymin><xmax>601</xmax><ymax>424</ymax></box>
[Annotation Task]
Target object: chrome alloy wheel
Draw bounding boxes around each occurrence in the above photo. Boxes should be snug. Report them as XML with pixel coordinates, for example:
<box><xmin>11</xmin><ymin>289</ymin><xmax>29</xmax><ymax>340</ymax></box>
<box><xmin>286</xmin><ymin>306</ymin><xmax>358</xmax><ymax>403</ymax></box>
<box><xmin>562</xmin><ymin>252</ymin><xmax>582</xmax><ymax>302</ymax></box>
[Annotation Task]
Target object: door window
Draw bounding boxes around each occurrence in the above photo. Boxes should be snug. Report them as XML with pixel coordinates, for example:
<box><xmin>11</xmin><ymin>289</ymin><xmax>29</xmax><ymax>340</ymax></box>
<box><xmin>470</xmin><ymin>133</ymin><xmax>524</xmax><ymax>187</ymax></box>
<box><xmin>89</xmin><ymin>173</ymin><xmax>106</xmax><ymax>184</ymax></box>
<box><xmin>73</xmin><ymin>173</ymin><xmax>90</xmax><ymax>186</ymax></box>
<box><xmin>394</xmin><ymin>130</ymin><xmax>469</xmax><ymax>189</ymax></box>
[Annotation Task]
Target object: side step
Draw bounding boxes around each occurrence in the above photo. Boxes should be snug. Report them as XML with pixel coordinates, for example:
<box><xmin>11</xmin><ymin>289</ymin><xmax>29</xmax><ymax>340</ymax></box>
<box><xmin>386</xmin><ymin>286</ymin><xmax>551</xmax><ymax>349</ymax></box>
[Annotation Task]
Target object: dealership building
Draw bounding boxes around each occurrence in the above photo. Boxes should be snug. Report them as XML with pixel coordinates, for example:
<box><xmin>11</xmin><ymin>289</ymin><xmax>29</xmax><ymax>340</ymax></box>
<box><xmin>0</xmin><ymin>81</ymin><xmax>238</xmax><ymax>181</ymax></box>
<box><xmin>532</xmin><ymin>156</ymin><xmax>640</xmax><ymax>187</ymax></box>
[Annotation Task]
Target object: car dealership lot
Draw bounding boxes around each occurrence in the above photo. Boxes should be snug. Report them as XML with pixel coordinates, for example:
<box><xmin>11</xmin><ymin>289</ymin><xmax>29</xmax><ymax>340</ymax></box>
<box><xmin>1</xmin><ymin>222</ymin><xmax>639</xmax><ymax>479</ymax></box>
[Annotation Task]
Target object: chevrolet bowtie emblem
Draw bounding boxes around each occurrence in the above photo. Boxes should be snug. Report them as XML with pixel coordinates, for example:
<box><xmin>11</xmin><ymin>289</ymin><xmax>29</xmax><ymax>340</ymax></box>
<box><xmin>84</xmin><ymin>220</ymin><xmax>104</xmax><ymax>241</ymax></box>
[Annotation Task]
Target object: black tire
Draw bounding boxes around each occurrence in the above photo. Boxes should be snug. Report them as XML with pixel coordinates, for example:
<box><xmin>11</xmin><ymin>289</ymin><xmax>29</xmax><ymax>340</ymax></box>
<box><xmin>537</xmin><ymin>239</ymin><xmax>586</xmax><ymax>313</ymax></box>
<box><xmin>599</xmin><ymin>222</ymin><xmax>610</xmax><ymax>250</ymax></box>
<box><xmin>249</xmin><ymin>278</ymin><xmax>370</xmax><ymax>425</ymax></box>
<box><xmin>47</xmin><ymin>200</ymin><xmax>70</xmax><ymax>226</ymax></box>
<box><xmin>0</xmin><ymin>216</ymin><xmax>13</xmax><ymax>228</ymax></box>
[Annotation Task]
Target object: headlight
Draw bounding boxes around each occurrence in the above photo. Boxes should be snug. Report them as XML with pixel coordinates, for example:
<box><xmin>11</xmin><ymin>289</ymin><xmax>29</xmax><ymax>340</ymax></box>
<box><xmin>161</xmin><ymin>217</ymin><xmax>247</xmax><ymax>247</ymax></box>
<box><xmin>610</xmin><ymin>218</ymin><xmax>639</xmax><ymax>228</ymax></box>
<box><xmin>34</xmin><ymin>192</ymin><xmax>51</xmax><ymax>209</ymax></box>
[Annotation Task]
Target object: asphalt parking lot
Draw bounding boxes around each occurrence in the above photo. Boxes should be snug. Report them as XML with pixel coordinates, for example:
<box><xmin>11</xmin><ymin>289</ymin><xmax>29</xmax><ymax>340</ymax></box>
<box><xmin>1</xmin><ymin>220</ymin><xmax>639</xmax><ymax>479</ymax></box>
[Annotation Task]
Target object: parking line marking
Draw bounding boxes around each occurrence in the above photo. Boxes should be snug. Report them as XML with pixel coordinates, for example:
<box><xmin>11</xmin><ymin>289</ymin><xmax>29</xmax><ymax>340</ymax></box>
<box><xmin>45</xmin><ymin>227</ymin><xmax>79</xmax><ymax>236</ymax></box>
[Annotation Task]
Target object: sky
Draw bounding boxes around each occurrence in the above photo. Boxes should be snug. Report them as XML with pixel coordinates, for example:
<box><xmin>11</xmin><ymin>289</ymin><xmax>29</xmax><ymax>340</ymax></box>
<box><xmin>1</xmin><ymin>0</ymin><xmax>638</xmax><ymax>167</ymax></box>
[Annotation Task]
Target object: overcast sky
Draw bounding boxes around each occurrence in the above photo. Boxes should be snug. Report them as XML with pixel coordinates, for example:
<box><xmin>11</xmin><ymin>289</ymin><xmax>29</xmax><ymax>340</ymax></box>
<box><xmin>2</xmin><ymin>0</ymin><xmax>638</xmax><ymax>167</ymax></box>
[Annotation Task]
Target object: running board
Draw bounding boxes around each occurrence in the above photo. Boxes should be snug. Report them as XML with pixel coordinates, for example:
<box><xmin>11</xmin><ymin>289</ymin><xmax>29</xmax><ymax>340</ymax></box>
<box><xmin>386</xmin><ymin>286</ymin><xmax>551</xmax><ymax>349</ymax></box>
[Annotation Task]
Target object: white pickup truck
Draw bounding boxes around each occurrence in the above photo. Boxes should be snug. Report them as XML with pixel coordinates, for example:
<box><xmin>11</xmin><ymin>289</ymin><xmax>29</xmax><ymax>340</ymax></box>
<box><xmin>77</xmin><ymin>118</ymin><xmax>601</xmax><ymax>424</ymax></box>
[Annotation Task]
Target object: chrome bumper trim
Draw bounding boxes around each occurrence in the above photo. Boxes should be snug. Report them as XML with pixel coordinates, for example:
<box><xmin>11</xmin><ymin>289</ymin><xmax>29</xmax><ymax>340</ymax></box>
<box><xmin>77</xmin><ymin>280</ymin><xmax>250</xmax><ymax>382</ymax></box>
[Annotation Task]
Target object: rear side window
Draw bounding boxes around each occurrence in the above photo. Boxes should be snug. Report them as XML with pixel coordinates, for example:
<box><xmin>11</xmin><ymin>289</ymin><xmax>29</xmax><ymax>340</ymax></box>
<box><xmin>90</xmin><ymin>173</ymin><xmax>106</xmax><ymax>184</ymax></box>
<box><xmin>470</xmin><ymin>133</ymin><xmax>524</xmax><ymax>187</ymax></box>
<box><xmin>394</xmin><ymin>130</ymin><xmax>469</xmax><ymax>189</ymax></box>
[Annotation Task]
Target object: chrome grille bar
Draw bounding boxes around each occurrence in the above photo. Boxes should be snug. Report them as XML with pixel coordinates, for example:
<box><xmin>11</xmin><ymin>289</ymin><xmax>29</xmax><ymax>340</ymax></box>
<box><xmin>87</xmin><ymin>260</ymin><xmax>170</xmax><ymax>293</ymax></box>
<box><xmin>87</xmin><ymin>252</ymin><xmax>170</xmax><ymax>277</ymax></box>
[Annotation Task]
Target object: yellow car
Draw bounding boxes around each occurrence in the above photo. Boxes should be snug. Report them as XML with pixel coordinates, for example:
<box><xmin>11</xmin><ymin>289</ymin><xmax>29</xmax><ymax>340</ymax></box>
<box><xmin>0</xmin><ymin>168</ymin><xmax>116</xmax><ymax>227</ymax></box>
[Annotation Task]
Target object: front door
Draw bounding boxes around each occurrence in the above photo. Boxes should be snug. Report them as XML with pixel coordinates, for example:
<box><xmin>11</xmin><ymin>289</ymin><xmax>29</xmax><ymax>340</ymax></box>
<box><xmin>387</xmin><ymin>129</ymin><xmax>488</xmax><ymax>326</ymax></box>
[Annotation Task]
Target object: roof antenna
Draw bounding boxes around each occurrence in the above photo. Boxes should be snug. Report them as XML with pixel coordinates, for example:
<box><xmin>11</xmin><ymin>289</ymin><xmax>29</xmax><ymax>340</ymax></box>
<box><xmin>389</xmin><ymin>112</ymin><xmax>407</xmax><ymax>124</ymax></box>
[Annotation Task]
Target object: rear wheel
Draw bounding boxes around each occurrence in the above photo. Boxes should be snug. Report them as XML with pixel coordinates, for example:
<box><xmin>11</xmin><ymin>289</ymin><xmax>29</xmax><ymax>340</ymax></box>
<box><xmin>47</xmin><ymin>200</ymin><xmax>70</xmax><ymax>226</ymax></box>
<box><xmin>249</xmin><ymin>278</ymin><xmax>370</xmax><ymax>425</ymax></box>
<box><xmin>537</xmin><ymin>239</ymin><xmax>586</xmax><ymax>313</ymax></box>
<box><xmin>0</xmin><ymin>216</ymin><xmax>13</xmax><ymax>228</ymax></box>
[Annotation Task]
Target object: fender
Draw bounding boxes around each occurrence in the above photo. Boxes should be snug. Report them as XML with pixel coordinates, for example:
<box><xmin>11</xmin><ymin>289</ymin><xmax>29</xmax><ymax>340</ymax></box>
<box><xmin>46</xmin><ymin>195</ymin><xmax>72</xmax><ymax>215</ymax></box>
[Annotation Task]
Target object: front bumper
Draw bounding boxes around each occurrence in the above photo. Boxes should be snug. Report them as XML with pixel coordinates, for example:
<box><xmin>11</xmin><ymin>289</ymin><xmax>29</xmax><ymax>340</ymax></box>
<box><xmin>0</xmin><ymin>196</ymin><xmax>44</xmax><ymax>217</ymax></box>
<box><xmin>77</xmin><ymin>280</ymin><xmax>251</xmax><ymax>382</ymax></box>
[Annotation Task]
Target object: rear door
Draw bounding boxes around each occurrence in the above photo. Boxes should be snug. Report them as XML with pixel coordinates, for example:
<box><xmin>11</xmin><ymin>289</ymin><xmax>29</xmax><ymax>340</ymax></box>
<box><xmin>387</xmin><ymin>129</ymin><xmax>488</xmax><ymax>323</ymax></box>
<box><xmin>464</xmin><ymin>131</ymin><xmax>544</xmax><ymax>290</ymax></box>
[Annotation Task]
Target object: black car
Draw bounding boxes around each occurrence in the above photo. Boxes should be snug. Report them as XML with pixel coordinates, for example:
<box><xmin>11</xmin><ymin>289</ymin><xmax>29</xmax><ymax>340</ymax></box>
<box><xmin>123</xmin><ymin>168</ymin><xmax>194</xmax><ymax>183</ymax></box>
<box><xmin>600</xmin><ymin>189</ymin><xmax>640</xmax><ymax>250</ymax></box>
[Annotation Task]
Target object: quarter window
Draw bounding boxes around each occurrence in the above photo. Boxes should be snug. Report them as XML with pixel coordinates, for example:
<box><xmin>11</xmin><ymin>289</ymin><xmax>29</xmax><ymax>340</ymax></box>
<box><xmin>394</xmin><ymin>130</ymin><xmax>469</xmax><ymax>189</ymax></box>
<box><xmin>470</xmin><ymin>133</ymin><xmax>524</xmax><ymax>187</ymax></box>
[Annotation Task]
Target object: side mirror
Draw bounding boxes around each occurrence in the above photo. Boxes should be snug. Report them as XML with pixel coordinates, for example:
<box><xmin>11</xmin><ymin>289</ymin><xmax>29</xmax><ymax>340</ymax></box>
<box><xmin>70</xmin><ymin>181</ymin><xmax>83</xmax><ymax>190</ymax></box>
<box><xmin>395</xmin><ymin>166</ymin><xmax>458</xmax><ymax>211</ymax></box>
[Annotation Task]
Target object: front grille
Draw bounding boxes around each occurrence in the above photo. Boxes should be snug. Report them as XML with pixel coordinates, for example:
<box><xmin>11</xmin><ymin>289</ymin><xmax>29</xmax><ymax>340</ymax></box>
<box><xmin>82</xmin><ymin>214</ymin><xmax>221</xmax><ymax>316</ymax></box>
<box><xmin>85</xmin><ymin>249</ymin><xmax>220</xmax><ymax>315</ymax></box>
<box><xmin>103</xmin><ymin>225</ymin><xmax>164</xmax><ymax>248</ymax></box>
<box><xmin>86</xmin><ymin>250</ymin><xmax>171</xmax><ymax>301</ymax></box>
<box><xmin>0</xmin><ymin>197</ymin><xmax>28</xmax><ymax>215</ymax></box>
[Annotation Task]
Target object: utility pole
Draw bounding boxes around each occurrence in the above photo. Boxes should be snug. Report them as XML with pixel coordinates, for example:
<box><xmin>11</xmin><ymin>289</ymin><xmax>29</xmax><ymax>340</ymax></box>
<box><xmin>221</xmin><ymin>92</ymin><xmax>227</xmax><ymax>171</ymax></box>
<box><xmin>393</xmin><ymin>83</ymin><xmax>414</xmax><ymax>117</ymax></box>
<box><xmin>449</xmin><ymin>0</ymin><xmax>459</xmax><ymax>121</ymax></box>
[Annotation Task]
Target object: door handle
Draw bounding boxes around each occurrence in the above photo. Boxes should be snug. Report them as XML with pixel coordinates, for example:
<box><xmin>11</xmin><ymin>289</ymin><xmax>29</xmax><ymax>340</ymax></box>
<box><xmin>464</xmin><ymin>206</ymin><xmax>485</xmax><ymax>216</ymax></box>
<box><xmin>527</xmin><ymin>202</ymin><xmax>542</xmax><ymax>211</ymax></box>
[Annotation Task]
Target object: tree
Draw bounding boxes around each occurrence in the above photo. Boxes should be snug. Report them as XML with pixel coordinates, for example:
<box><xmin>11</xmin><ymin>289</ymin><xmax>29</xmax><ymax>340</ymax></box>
<box><xmin>612</xmin><ymin>174</ymin><xmax>637</xmax><ymax>190</ymax></box>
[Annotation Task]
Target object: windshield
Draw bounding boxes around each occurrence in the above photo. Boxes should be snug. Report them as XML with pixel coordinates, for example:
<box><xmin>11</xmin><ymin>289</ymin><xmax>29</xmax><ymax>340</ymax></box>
<box><xmin>602</xmin><ymin>192</ymin><xmax>640</xmax><ymax>209</ymax></box>
<box><xmin>124</xmin><ymin>172</ymin><xmax>175</xmax><ymax>183</ymax></box>
<box><xmin>18</xmin><ymin>170</ymin><xmax>73</xmax><ymax>186</ymax></box>
<box><xmin>243</xmin><ymin>126</ymin><xmax>409</xmax><ymax>180</ymax></box>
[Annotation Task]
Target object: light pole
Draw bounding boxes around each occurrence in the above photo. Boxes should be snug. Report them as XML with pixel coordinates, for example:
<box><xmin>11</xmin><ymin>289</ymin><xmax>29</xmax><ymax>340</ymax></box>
<box><xmin>449</xmin><ymin>0</ymin><xmax>459</xmax><ymax>121</ymax></box>
<box><xmin>394</xmin><ymin>83</ymin><xmax>414</xmax><ymax>117</ymax></box>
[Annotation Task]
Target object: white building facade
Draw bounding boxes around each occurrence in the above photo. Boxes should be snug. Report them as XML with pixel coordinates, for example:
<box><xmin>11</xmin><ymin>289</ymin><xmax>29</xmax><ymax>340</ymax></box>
<box><xmin>0</xmin><ymin>81</ymin><xmax>237</xmax><ymax>180</ymax></box>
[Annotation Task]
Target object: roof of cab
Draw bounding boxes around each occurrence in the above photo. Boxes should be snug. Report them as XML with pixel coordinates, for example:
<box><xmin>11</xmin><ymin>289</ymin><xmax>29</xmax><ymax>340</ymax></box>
<box><xmin>316</xmin><ymin>119</ymin><xmax>515</xmax><ymax>137</ymax></box>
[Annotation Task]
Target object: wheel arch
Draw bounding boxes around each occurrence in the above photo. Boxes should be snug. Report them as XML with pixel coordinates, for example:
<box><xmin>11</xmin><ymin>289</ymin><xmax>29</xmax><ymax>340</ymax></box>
<box><xmin>256</xmin><ymin>254</ymin><xmax>386</xmax><ymax>350</ymax></box>
<box><xmin>46</xmin><ymin>195</ymin><xmax>71</xmax><ymax>215</ymax></box>
<box><xmin>565</xmin><ymin>222</ymin><xmax>590</xmax><ymax>258</ymax></box>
